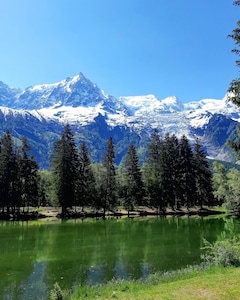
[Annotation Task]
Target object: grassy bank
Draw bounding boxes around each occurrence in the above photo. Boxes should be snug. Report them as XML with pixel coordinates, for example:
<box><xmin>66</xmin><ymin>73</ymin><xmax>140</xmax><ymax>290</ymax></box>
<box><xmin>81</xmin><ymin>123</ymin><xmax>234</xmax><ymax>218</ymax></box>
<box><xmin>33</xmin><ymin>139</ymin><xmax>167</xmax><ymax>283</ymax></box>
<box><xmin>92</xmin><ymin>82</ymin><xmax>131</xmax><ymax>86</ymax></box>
<box><xmin>52</xmin><ymin>265</ymin><xmax>240</xmax><ymax>299</ymax></box>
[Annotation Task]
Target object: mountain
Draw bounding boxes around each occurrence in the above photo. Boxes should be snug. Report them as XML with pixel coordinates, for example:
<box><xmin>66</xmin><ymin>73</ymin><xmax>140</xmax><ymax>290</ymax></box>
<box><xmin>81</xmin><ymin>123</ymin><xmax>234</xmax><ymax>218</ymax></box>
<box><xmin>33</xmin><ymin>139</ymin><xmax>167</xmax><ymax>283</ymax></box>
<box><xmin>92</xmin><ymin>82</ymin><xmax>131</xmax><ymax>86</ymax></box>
<box><xmin>0</xmin><ymin>72</ymin><xmax>239</xmax><ymax>168</ymax></box>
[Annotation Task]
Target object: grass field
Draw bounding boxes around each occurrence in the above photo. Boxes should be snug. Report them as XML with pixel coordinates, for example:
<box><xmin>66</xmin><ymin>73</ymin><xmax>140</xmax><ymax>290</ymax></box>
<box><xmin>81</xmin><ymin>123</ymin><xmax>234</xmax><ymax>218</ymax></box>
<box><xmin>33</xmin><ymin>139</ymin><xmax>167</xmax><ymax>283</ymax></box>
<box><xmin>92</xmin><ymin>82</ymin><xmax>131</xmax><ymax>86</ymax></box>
<box><xmin>52</xmin><ymin>265</ymin><xmax>240</xmax><ymax>300</ymax></box>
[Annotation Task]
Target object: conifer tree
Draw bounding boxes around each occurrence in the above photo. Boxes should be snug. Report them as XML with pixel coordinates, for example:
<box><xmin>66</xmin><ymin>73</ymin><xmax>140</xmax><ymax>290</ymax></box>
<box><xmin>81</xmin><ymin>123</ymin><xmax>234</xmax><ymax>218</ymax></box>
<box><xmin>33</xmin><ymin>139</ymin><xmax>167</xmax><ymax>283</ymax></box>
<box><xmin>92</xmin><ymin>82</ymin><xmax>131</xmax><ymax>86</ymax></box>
<box><xmin>161</xmin><ymin>133</ymin><xmax>180</xmax><ymax>210</ymax></box>
<box><xmin>19</xmin><ymin>136</ymin><xmax>39</xmax><ymax>211</ymax></box>
<box><xmin>178</xmin><ymin>135</ymin><xmax>195</xmax><ymax>208</ymax></box>
<box><xmin>102</xmin><ymin>137</ymin><xmax>116</xmax><ymax>215</ymax></box>
<box><xmin>0</xmin><ymin>130</ymin><xmax>19</xmax><ymax>214</ymax></box>
<box><xmin>143</xmin><ymin>129</ymin><xmax>164</xmax><ymax>213</ymax></box>
<box><xmin>123</xmin><ymin>143</ymin><xmax>144</xmax><ymax>216</ymax></box>
<box><xmin>75</xmin><ymin>141</ymin><xmax>96</xmax><ymax>210</ymax></box>
<box><xmin>193</xmin><ymin>138</ymin><xmax>213</xmax><ymax>208</ymax></box>
<box><xmin>51</xmin><ymin>124</ymin><xmax>79</xmax><ymax>218</ymax></box>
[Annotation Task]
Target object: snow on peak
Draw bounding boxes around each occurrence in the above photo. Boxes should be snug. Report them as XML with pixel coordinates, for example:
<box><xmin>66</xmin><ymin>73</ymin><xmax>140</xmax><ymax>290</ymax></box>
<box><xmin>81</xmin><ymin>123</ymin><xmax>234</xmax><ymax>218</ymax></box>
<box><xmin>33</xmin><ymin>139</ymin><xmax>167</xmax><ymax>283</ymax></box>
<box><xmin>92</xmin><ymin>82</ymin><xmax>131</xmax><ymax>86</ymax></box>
<box><xmin>119</xmin><ymin>94</ymin><xmax>184</xmax><ymax>115</ymax></box>
<box><xmin>161</xmin><ymin>96</ymin><xmax>184</xmax><ymax>111</ymax></box>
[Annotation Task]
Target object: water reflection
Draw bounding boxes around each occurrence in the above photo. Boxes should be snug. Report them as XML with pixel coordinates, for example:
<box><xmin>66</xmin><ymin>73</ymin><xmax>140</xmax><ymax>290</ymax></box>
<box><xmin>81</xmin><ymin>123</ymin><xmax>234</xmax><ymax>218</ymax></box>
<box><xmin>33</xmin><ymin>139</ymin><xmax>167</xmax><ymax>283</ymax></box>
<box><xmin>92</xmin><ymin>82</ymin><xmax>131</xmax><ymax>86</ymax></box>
<box><xmin>0</xmin><ymin>216</ymin><xmax>239</xmax><ymax>298</ymax></box>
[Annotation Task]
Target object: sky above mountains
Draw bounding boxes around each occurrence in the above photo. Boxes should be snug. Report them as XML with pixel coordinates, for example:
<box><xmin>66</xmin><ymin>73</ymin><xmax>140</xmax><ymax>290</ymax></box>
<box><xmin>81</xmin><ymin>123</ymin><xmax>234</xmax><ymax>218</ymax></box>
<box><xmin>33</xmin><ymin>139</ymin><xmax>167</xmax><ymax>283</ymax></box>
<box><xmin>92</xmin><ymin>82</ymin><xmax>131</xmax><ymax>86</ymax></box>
<box><xmin>0</xmin><ymin>0</ymin><xmax>239</xmax><ymax>103</ymax></box>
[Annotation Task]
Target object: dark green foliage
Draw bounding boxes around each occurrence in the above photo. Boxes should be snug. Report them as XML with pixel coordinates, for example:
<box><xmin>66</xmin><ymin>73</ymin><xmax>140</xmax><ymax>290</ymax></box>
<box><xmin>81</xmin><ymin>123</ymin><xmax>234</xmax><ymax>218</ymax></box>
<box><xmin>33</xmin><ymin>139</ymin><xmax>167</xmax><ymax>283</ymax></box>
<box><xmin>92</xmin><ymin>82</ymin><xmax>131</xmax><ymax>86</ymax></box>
<box><xmin>143</xmin><ymin>131</ymin><xmax>215</xmax><ymax>212</ymax></box>
<box><xmin>19</xmin><ymin>136</ymin><xmax>39</xmax><ymax>210</ymax></box>
<box><xmin>0</xmin><ymin>127</ymin><xmax>218</xmax><ymax>218</ymax></box>
<box><xmin>101</xmin><ymin>137</ymin><xmax>117</xmax><ymax>214</ymax></box>
<box><xmin>193</xmin><ymin>138</ymin><xmax>214</xmax><ymax>208</ymax></box>
<box><xmin>162</xmin><ymin>133</ymin><xmax>181</xmax><ymax>209</ymax></box>
<box><xmin>122</xmin><ymin>143</ymin><xmax>144</xmax><ymax>215</ymax></box>
<box><xmin>143</xmin><ymin>129</ymin><xmax>164</xmax><ymax>212</ymax></box>
<box><xmin>0</xmin><ymin>130</ymin><xmax>20</xmax><ymax>213</ymax></box>
<box><xmin>51</xmin><ymin>124</ymin><xmax>79</xmax><ymax>217</ymax></box>
<box><xmin>75</xmin><ymin>141</ymin><xmax>96</xmax><ymax>210</ymax></box>
<box><xmin>0</xmin><ymin>131</ymin><xmax>39</xmax><ymax>215</ymax></box>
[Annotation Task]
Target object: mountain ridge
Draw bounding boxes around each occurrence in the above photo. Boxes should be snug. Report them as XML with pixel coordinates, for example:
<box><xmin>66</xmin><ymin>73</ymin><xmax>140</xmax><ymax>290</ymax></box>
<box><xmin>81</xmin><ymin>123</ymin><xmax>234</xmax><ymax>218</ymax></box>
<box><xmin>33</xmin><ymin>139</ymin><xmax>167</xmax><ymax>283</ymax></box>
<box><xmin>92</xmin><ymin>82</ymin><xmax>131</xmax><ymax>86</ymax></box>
<box><xmin>0</xmin><ymin>72</ymin><xmax>239</xmax><ymax>168</ymax></box>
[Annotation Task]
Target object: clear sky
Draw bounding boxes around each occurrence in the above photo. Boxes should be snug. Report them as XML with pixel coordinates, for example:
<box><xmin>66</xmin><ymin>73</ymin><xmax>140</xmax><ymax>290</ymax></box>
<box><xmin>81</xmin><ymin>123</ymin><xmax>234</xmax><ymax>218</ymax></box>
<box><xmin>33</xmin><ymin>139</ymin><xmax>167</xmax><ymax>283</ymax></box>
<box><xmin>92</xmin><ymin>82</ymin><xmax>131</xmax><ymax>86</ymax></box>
<box><xmin>0</xmin><ymin>0</ymin><xmax>239</xmax><ymax>103</ymax></box>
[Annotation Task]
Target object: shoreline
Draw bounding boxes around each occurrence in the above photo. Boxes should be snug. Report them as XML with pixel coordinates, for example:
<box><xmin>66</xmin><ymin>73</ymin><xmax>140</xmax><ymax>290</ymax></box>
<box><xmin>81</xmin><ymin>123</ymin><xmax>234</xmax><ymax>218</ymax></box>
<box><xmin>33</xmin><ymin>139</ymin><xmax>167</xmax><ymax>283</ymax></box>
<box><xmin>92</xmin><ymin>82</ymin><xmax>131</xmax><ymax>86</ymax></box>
<box><xmin>0</xmin><ymin>206</ymin><xmax>225</xmax><ymax>221</ymax></box>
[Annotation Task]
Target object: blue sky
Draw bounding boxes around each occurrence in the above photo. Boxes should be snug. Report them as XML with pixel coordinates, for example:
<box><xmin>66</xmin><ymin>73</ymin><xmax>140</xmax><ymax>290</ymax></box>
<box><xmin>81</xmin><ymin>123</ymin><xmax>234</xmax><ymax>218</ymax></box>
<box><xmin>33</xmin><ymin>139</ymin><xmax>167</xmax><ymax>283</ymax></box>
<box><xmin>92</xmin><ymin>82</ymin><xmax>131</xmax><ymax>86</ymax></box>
<box><xmin>0</xmin><ymin>0</ymin><xmax>239</xmax><ymax>103</ymax></box>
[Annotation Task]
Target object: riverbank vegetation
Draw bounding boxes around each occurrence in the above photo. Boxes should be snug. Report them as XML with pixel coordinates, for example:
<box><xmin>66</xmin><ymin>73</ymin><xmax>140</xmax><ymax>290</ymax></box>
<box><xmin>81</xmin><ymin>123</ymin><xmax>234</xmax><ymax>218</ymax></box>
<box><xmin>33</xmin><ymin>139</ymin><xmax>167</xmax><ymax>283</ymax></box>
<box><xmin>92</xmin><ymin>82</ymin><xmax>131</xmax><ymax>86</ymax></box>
<box><xmin>51</xmin><ymin>266</ymin><xmax>240</xmax><ymax>300</ymax></box>
<box><xmin>0</xmin><ymin>124</ymin><xmax>240</xmax><ymax>220</ymax></box>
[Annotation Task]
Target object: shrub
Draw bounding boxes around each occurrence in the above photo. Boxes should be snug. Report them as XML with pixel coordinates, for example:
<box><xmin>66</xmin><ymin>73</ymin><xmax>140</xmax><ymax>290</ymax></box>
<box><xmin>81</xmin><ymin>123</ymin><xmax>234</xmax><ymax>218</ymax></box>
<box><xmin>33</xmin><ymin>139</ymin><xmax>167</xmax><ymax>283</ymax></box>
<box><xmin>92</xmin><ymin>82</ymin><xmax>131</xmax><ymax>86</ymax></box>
<box><xmin>201</xmin><ymin>235</ymin><xmax>240</xmax><ymax>267</ymax></box>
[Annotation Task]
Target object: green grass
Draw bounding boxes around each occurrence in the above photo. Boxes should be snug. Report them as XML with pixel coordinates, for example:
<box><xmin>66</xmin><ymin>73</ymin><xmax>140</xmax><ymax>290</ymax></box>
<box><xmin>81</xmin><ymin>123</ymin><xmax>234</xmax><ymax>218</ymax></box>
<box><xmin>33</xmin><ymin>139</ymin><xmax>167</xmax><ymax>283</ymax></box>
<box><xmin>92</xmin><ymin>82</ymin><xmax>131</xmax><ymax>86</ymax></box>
<box><xmin>52</xmin><ymin>265</ymin><xmax>240</xmax><ymax>300</ymax></box>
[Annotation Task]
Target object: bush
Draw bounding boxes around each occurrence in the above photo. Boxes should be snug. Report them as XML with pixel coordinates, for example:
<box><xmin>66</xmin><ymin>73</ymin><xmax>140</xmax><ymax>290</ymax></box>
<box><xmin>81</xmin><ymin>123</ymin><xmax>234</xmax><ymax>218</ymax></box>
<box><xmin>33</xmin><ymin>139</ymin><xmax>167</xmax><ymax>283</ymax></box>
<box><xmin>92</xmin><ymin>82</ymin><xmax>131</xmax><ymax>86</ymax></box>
<box><xmin>201</xmin><ymin>235</ymin><xmax>240</xmax><ymax>267</ymax></box>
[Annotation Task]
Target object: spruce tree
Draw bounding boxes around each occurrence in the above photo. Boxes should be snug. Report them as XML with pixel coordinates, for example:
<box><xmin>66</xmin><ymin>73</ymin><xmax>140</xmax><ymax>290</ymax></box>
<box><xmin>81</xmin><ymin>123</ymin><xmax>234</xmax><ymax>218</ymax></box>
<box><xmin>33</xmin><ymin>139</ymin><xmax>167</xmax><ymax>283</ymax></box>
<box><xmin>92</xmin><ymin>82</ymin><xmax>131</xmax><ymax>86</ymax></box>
<box><xmin>123</xmin><ymin>143</ymin><xmax>144</xmax><ymax>216</ymax></box>
<box><xmin>161</xmin><ymin>133</ymin><xmax>180</xmax><ymax>210</ymax></box>
<box><xmin>178</xmin><ymin>135</ymin><xmax>195</xmax><ymax>208</ymax></box>
<box><xmin>75</xmin><ymin>141</ymin><xmax>96</xmax><ymax>211</ymax></box>
<box><xmin>51</xmin><ymin>124</ymin><xmax>79</xmax><ymax>218</ymax></box>
<box><xmin>102</xmin><ymin>137</ymin><xmax>116</xmax><ymax>215</ymax></box>
<box><xmin>193</xmin><ymin>138</ymin><xmax>214</xmax><ymax>209</ymax></box>
<box><xmin>0</xmin><ymin>130</ymin><xmax>19</xmax><ymax>214</ymax></box>
<box><xmin>143</xmin><ymin>129</ymin><xmax>164</xmax><ymax>213</ymax></box>
<box><xmin>19</xmin><ymin>136</ymin><xmax>39</xmax><ymax>211</ymax></box>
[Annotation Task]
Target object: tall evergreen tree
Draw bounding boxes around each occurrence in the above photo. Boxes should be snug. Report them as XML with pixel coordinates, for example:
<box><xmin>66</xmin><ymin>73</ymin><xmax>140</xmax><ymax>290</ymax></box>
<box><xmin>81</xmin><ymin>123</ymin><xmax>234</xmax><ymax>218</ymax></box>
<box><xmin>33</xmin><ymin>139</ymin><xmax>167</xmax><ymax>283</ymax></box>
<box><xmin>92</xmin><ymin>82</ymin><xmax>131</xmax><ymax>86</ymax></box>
<box><xmin>0</xmin><ymin>130</ymin><xmax>19</xmax><ymax>214</ymax></box>
<box><xmin>193</xmin><ymin>138</ymin><xmax>214</xmax><ymax>209</ymax></box>
<box><xmin>51</xmin><ymin>124</ymin><xmax>79</xmax><ymax>218</ymax></box>
<box><xmin>143</xmin><ymin>129</ymin><xmax>164</xmax><ymax>213</ymax></box>
<box><xmin>102</xmin><ymin>137</ymin><xmax>116</xmax><ymax>215</ymax></box>
<box><xmin>178</xmin><ymin>135</ymin><xmax>195</xmax><ymax>208</ymax></box>
<box><xmin>161</xmin><ymin>133</ymin><xmax>180</xmax><ymax>210</ymax></box>
<box><xmin>123</xmin><ymin>143</ymin><xmax>144</xmax><ymax>216</ymax></box>
<box><xmin>75</xmin><ymin>141</ymin><xmax>96</xmax><ymax>211</ymax></box>
<box><xmin>19</xmin><ymin>136</ymin><xmax>39</xmax><ymax>211</ymax></box>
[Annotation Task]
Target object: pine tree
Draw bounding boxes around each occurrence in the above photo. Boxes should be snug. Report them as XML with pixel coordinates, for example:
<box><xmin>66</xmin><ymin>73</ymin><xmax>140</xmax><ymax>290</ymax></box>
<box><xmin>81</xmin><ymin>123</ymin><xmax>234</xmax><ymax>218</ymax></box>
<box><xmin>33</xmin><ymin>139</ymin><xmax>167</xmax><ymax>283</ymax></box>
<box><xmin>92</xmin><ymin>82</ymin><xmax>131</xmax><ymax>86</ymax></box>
<box><xmin>193</xmin><ymin>138</ymin><xmax>214</xmax><ymax>209</ymax></box>
<box><xmin>51</xmin><ymin>124</ymin><xmax>79</xmax><ymax>218</ymax></box>
<box><xmin>123</xmin><ymin>143</ymin><xmax>144</xmax><ymax>216</ymax></box>
<box><xmin>102</xmin><ymin>137</ymin><xmax>116</xmax><ymax>216</ymax></box>
<box><xmin>75</xmin><ymin>141</ymin><xmax>96</xmax><ymax>211</ymax></box>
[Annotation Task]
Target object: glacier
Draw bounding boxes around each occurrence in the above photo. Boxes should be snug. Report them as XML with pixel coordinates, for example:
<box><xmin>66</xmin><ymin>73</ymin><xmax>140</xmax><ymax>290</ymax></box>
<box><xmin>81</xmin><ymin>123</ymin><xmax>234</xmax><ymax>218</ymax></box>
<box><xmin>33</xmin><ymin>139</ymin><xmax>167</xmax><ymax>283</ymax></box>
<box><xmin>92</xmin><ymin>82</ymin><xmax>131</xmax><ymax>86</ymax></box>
<box><xmin>0</xmin><ymin>72</ymin><xmax>239</xmax><ymax>167</ymax></box>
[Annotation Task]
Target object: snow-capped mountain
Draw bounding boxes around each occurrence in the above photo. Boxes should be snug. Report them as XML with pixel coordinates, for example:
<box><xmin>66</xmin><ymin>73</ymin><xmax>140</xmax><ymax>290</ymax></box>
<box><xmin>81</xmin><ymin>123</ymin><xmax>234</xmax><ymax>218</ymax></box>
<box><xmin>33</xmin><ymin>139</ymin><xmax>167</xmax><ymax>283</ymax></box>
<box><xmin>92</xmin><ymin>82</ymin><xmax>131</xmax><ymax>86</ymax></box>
<box><xmin>0</xmin><ymin>72</ymin><xmax>239</xmax><ymax>168</ymax></box>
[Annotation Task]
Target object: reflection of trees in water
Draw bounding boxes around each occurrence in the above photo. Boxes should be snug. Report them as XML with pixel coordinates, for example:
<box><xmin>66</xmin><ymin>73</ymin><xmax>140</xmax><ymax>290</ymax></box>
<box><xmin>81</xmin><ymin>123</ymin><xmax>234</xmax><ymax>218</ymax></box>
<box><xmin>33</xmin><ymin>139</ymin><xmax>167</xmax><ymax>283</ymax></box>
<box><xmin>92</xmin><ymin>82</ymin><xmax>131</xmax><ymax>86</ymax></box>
<box><xmin>0</xmin><ymin>216</ymin><xmax>234</xmax><ymax>298</ymax></box>
<box><xmin>0</xmin><ymin>221</ymin><xmax>38</xmax><ymax>299</ymax></box>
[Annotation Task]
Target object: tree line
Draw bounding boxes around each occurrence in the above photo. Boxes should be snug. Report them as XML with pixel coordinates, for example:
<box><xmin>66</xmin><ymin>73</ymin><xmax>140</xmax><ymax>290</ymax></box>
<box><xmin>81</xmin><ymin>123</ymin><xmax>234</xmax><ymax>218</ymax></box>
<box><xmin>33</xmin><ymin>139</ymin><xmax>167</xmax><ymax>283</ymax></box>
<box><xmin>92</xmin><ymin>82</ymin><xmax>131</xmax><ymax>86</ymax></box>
<box><xmin>0</xmin><ymin>125</ymin><xmax>216</xmax><ymax>219</ymax></box>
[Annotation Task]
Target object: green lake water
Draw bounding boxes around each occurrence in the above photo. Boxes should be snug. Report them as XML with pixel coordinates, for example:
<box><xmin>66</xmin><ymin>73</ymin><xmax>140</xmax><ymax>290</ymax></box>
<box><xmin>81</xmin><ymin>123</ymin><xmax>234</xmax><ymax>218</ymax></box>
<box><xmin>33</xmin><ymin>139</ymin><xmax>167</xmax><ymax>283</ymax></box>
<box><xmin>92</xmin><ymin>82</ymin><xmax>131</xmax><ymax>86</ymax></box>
<box><xmin>0</xmin><ymin>216</ymin><xmax>239</xmax><ymax>299</ymax></box>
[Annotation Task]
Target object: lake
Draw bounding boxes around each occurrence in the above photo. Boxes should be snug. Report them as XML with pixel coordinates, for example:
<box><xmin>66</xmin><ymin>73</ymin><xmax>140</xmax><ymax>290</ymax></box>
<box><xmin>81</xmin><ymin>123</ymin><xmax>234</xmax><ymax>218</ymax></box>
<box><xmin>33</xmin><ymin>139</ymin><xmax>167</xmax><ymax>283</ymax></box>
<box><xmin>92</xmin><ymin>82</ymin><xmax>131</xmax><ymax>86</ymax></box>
<box><xmin>0</xmin><ymin>216</ymin><xmax>239</xmax><ymax>299</ymax></box>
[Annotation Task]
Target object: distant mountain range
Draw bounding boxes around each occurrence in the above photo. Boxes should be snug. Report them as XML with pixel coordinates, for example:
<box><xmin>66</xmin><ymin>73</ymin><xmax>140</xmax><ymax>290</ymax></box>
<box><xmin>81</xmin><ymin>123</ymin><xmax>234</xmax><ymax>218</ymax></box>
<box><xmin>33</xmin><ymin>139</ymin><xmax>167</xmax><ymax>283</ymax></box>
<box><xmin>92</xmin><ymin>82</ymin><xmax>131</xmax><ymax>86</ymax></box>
<box><xmin>0</xmin><ymin>73</ymin><xmax>239</xmax><ymax>169</ymax></box>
